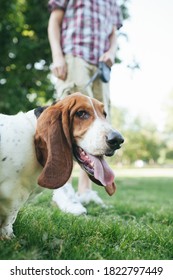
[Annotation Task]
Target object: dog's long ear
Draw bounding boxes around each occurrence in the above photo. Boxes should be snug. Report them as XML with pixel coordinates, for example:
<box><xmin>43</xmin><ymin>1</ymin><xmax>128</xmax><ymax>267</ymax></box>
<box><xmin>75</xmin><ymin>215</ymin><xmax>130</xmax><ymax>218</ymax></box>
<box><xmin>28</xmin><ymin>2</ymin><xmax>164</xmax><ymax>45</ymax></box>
<box><xmin>34</xmin><ymin>107</ymin><xmax>73</xmax><ymax>189</ymax></box>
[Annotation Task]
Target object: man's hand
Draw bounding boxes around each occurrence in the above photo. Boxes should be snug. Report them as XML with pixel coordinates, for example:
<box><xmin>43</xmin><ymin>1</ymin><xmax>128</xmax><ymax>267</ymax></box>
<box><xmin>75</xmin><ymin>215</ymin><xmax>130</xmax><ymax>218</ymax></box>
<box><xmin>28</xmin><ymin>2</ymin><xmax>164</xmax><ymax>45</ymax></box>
<box><xmin>99</xmin><ymin>50</ymin><xmax>115</xmax><ymax>68</ymax></box>
<box><xmin>52</xmin><ymin>55</ymin><xmax>67</xmax><ymax>80</ymax></box>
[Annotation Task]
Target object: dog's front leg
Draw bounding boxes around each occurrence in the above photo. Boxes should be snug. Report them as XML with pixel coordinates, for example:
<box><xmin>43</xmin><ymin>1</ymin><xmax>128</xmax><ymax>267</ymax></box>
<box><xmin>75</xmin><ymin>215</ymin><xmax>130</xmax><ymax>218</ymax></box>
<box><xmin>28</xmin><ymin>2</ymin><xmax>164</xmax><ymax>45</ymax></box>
<box><xmin>0</xmin><ymin>213</ymin><xmax>17</xmax><ymax>239</ymax></box>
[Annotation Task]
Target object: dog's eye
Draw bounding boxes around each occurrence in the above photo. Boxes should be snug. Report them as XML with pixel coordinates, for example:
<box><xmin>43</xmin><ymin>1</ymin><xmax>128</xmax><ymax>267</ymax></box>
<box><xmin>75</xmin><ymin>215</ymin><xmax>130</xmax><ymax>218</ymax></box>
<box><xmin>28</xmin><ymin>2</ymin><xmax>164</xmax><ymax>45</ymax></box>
<box><xmin>75</xmin><ymin>110</ymin><xmax>90</xmax><ymax>120</ymax></box>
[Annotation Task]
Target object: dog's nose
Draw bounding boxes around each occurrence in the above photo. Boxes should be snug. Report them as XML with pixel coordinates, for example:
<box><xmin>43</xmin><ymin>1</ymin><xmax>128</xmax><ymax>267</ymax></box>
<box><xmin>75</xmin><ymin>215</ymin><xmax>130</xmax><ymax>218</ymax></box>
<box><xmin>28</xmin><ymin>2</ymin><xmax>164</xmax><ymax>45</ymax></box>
<box><xmin>106</xmin><ymin>130</ymin><xmax>124</xmax><ymax>148</ymax></box>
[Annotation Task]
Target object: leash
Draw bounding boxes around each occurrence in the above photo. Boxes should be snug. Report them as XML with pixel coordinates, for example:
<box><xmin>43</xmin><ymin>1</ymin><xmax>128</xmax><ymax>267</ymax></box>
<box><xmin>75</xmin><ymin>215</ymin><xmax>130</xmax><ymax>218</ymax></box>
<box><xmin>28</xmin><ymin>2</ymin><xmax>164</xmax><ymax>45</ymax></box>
<box><xmin>83</xmin><ymin>61</ymin><xmax>111</xmax><ymax>90</ymax></box>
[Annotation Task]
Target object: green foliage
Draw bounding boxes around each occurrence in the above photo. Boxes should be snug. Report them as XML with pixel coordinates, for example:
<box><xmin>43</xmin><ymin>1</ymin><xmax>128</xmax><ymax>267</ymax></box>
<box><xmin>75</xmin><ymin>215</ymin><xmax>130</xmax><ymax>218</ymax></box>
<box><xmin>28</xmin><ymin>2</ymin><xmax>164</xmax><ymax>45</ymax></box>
<box><xmin>0</xmin><ymin>0</ymin><xmax>54</xmax><ymax>114</ymax></box>
<box><xmin>111</xmin><ymin>106</ymin><xmax>164</xmax><ymax>164</ymax></box>
<box><xmin>0</xmin><ymin>171</ymin><xmax>172</xmax><ymax>260</ymax></box>
<box><xmin>164</xmin><ymin>90</ymin><xmax>173</xmax><ymax>134</ymax></box>
<box><xmin>124</xmin><ymin>123</ymin><xmax>163</xmax><ymax>164</ymax></box>
<box><xmin>119</xmin><ymin>0</ymin><xmax>130</xmax><ymax>21</ymax></box>
<box><xmin>160</xmin><ymin>90</ymin><xmax>173</xmax><ymax>161</ymax></box>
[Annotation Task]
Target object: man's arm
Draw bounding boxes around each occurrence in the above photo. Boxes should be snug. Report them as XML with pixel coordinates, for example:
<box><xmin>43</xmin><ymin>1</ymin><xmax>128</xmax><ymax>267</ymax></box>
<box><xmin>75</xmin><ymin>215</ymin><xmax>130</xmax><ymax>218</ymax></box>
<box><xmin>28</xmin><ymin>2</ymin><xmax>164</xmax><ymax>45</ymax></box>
<box><xmin>99</xmin><ymin>26</ymin><xmax>117</xmax><ymax>68</ymax></box>
<box><xmin>48</xmin><ymin>9</ymin><xmax>67</xmax><ymax>80</ymax></box>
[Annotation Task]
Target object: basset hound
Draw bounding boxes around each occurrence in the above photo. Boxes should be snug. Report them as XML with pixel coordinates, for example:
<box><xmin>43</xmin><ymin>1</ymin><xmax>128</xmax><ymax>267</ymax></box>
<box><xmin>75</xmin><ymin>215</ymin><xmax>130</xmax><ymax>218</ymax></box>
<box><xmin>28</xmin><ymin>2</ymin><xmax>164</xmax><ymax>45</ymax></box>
<box><xmin>0</xmin><ymin>92</ymin><xmax>124</xmax><ymax>238</ymax></box>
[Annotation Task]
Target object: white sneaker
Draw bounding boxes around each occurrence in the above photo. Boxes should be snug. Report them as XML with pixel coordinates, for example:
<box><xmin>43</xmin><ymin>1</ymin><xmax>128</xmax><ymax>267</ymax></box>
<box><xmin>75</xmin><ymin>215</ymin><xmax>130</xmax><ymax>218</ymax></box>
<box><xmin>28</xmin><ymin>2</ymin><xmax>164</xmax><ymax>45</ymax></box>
<box><xmin>52</xmin><ymin>183</ymin><xmax>87</xmax><ymax>215</ymax></box>
<box><xmin>76</xmin><ymin>189</ymin><xmax>106</xmax><ymax>207</ymax></box>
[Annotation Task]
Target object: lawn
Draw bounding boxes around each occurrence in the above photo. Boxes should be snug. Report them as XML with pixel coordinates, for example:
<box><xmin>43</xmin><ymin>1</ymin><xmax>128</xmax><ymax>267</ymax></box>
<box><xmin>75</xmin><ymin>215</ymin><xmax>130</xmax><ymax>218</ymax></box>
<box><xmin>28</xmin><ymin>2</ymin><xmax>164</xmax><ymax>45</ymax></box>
<box><xmin>0</xmin><ymin>168</ymin><xmax>172</xmax><ymax>260</ymax></box>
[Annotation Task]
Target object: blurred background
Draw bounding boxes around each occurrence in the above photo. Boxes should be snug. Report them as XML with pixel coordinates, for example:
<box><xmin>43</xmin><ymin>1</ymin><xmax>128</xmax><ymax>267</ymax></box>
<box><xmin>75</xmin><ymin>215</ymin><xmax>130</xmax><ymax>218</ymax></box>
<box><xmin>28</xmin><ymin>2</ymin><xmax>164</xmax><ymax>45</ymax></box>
<box><xmin>0</xmin><ymin>0</ymin><xmax>173</xmax><ymax>167</ymax></box>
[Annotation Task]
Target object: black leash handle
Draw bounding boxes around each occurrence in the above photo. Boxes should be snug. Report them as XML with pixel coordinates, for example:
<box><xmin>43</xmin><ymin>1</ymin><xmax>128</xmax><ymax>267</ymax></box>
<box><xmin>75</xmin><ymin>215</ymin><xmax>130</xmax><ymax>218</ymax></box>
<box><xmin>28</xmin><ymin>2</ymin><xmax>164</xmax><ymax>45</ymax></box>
<box><xmin>83</xmin><ymin>62</ymin><xmax>111</xmax><ymax>90</ymax></box>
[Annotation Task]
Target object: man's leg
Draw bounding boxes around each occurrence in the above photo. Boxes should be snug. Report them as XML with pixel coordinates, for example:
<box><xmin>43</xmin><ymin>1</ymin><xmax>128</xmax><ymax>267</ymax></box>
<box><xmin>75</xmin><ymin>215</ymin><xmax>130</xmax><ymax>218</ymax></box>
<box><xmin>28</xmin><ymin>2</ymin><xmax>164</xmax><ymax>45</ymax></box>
<box><xmin>76</xmin><ymin>169</ymin><xmax>106</xmax><ymax>206</ymax></box>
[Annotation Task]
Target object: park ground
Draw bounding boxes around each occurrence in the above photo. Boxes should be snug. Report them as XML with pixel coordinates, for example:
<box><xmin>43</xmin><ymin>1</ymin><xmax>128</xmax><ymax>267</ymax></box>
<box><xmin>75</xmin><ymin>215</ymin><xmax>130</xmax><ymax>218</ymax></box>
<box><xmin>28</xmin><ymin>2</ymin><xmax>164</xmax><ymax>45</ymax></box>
<box><xmin>0</xmin><ymin>167</ymin><xmax>172</xmax><ymax>260</ymax></box>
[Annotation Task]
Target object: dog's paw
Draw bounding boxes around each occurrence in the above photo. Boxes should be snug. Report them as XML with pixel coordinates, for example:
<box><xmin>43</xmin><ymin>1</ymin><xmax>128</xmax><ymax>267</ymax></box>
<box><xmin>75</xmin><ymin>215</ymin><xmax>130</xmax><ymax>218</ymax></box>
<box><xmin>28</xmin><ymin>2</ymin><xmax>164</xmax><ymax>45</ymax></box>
<box><xmin>0</xmin><ymin>228</ymin><xmax>15</xmax><ymax>240</ymax></box>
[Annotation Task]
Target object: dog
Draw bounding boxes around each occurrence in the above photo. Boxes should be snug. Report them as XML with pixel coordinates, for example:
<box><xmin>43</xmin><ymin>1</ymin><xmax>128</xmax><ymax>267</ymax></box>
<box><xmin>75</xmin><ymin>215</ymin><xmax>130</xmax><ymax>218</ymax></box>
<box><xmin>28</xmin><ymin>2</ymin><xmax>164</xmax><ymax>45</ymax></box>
<box><xmin>0</xmin><ymin>92</ymin><xmax>124</xmax><ymax>238</ymax></box>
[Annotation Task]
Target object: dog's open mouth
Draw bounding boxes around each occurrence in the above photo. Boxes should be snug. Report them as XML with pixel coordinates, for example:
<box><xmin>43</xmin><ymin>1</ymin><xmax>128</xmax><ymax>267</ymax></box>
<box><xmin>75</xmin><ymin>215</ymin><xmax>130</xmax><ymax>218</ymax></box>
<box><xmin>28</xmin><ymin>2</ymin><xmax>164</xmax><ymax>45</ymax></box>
<box><xmin>73</xmin><ymin>146</ymin><xmax>116</xmax><ymax>195</ymax></box>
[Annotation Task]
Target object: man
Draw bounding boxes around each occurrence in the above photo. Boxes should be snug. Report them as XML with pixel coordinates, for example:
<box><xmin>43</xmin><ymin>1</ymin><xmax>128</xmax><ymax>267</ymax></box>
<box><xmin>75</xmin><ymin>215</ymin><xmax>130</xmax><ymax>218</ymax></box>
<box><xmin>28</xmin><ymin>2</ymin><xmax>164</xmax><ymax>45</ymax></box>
<box><xmin>48</xmin><ymin>0</ymin><xmax>122</xmax><ymax>215</ymax></box>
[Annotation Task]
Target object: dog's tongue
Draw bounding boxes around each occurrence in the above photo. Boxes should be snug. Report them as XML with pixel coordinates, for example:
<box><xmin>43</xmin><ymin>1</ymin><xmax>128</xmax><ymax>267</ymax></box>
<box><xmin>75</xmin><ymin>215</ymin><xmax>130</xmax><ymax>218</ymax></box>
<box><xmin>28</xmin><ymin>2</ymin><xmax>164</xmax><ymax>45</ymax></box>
<box><xmin>89</xmin><ymin>155</ymin><xmax>116</xmax><ymax>195</ymax></box>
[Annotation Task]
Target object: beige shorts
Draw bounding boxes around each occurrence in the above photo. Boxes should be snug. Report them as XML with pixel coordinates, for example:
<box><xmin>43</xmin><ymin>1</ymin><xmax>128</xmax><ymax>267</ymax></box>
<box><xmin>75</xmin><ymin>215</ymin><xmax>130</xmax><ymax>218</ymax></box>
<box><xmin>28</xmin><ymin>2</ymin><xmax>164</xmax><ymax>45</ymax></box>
<box><xmin>55</xmin><ymin>54</ymin><xmax>110</xmax><ymax>115</ymax></box>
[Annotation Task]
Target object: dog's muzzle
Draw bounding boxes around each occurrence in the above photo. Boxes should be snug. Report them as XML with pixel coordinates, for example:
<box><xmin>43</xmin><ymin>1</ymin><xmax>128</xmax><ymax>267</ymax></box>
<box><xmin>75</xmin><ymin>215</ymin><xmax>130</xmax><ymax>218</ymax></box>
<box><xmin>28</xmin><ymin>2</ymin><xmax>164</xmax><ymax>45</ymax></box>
<box><xmin>105</xmin><ymin>130</ymin><xmax>124</xmax><ymax>156</ymax></box>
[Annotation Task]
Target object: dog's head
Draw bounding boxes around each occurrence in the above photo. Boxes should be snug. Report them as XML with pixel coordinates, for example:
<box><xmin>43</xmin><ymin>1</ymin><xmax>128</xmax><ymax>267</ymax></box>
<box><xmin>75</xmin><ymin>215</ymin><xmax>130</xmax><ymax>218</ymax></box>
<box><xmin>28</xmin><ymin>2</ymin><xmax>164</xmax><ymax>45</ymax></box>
<box><xmin>34</xmin><ymin>93</ymin><xmax>124</xmax><ymax>195</ymax></box>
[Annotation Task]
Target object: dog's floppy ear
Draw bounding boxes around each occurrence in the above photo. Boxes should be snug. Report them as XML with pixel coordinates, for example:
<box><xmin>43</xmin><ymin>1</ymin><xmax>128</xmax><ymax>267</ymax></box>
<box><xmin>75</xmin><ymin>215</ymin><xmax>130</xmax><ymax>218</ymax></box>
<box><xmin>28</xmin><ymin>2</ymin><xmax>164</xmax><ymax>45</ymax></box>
<box><xmin>34</xmin><ymin>107</ymin><xmax>73</xmax><ymax>189</ymax></box>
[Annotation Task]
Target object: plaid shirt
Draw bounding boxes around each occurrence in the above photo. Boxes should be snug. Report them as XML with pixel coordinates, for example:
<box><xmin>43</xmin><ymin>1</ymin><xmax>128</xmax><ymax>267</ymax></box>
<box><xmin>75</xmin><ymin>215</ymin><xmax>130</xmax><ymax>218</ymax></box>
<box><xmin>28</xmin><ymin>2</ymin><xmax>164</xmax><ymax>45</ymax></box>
<box><xmin>48</xmin><ymin>0</ymin><xmax>122</xmax><ymax>65</ymax></box>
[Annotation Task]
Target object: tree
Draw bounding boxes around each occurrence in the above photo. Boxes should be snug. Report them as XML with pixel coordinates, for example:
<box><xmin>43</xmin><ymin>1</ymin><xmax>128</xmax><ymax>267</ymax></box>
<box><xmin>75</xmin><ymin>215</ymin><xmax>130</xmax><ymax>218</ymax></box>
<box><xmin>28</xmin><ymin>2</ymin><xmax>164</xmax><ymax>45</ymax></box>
<box><xmin>0</xmin><ymin>0</ymin><xmax>53</xmax><ymax>114</ymax></box>
<box><xmin>123</xmin><ymin>124</ymin><xmax>163</xmax><ymax>164</ymax></box>
<box><xmin>164</xmin><ymin>90</ymin><xmax>173</xmax><ymax>134</ymax></box>
<box><xmin>162</xmin><ymin>90</ymin><xmax>173</xmax><ymax>161</ymax></box>
<box><xmin>111</xmin><ymin>106</ymin><xmax>164</xmax><ymax>164</ymax></box>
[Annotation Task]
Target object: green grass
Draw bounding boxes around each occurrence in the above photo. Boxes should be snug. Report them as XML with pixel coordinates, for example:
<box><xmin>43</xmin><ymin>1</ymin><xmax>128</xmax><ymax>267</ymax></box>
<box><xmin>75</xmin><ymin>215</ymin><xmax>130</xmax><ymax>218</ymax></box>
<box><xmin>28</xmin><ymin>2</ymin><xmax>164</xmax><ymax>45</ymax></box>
<box><xmin>0</xmin><ymin>168</ymin><xmax>173</xmax><ymax>260</ymax></box>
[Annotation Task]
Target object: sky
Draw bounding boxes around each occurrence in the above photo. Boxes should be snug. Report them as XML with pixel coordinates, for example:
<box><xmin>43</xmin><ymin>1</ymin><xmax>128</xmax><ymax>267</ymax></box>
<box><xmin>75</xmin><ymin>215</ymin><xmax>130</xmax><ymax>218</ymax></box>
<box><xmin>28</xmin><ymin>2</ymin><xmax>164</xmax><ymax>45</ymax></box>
<box><xmin>110</xmin><ymin>0</ymin><xmax>173</xmax><ymax>129</ymax></box>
